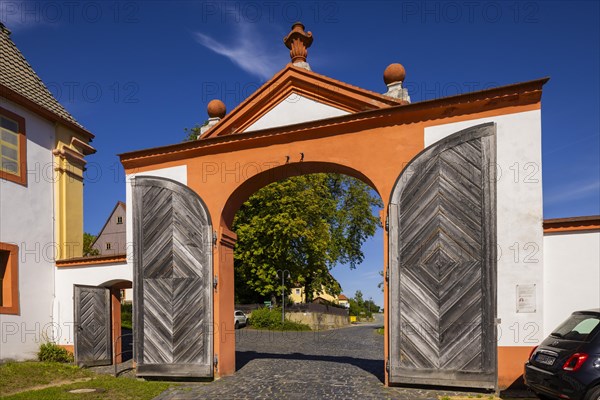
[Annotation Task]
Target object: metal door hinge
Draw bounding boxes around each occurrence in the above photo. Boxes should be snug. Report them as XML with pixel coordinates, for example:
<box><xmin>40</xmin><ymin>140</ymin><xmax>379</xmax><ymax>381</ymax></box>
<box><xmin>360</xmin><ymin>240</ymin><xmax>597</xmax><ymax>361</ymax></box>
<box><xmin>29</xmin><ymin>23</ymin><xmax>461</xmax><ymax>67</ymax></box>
<box><xmin>385</xmin><ymin>269</ymin><xmax>389</xmax><ymax>282</ymax></box>
<box><xmin>385</xmin><ymin>215</ymin><xmax>389</xmax><ymax>231</ymax></box>
<box><xmin>386</xmin><ymin>358</ymin><xmax>390</xmax><ymax>373</ymax></box>
<box><xmin>213</xmin><ymin>275</ymin><xmax>218</xmax><ymax>291</ymax></box>
<box><xmin>214</xmin><ymin>354</ymin><xmax>218</xmax><ymax>368</ymax></box>
<box><xmin>212</xmin><ymin>230</ymin><xmax>217</xmax><ymax>246</ymax></box>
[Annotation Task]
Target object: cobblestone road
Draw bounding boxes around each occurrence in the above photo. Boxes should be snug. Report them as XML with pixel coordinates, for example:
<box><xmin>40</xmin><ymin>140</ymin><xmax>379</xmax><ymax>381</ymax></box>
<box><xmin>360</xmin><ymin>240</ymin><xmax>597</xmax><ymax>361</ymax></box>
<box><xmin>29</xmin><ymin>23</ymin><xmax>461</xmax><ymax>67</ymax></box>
<box><xmin>155</xmin><ymin>320</ymin><xmax>513</xmax><ymax>400</ymax></box>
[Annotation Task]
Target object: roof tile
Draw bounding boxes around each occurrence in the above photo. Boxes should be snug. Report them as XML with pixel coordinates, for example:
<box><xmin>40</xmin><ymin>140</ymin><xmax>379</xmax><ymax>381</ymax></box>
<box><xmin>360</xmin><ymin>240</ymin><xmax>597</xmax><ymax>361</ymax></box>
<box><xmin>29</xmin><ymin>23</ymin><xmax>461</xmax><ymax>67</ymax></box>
<box><xmin>0</xmin><ymin>24</ymin><xmax>87</xmax><ymax>131</ymax></box>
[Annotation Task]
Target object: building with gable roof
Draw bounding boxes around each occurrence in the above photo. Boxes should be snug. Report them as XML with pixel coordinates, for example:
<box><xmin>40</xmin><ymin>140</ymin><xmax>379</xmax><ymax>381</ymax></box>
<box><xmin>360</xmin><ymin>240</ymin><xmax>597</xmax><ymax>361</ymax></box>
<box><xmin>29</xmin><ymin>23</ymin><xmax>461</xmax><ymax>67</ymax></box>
<box><xmin>0</xmin><ymin>22</ymin><xmax>95</xmax><ymax>359</ymax></box>
<box><xmin>91</xmin><ymin>201</ymin><xmax>127</xmax><ymax>256</ymax></box>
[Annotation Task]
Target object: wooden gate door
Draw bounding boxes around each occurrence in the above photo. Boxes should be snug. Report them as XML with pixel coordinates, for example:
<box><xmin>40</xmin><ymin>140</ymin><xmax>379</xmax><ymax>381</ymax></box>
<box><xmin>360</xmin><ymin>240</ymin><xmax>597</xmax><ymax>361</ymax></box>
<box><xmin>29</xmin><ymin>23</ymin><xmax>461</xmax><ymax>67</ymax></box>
<box><xmin>388</xmin><ymin>123</ymin><xmax>497</xmax><ymax>389</ymax></box>
<box><xmin>74</xmin><ymin>285</ymin><xmax>112</xmax><ymax>367</ymax></box>
<box><xmin>133</xmin><ymin>176</ymin><xmax>213</xmax><ymax>378</ymax></box>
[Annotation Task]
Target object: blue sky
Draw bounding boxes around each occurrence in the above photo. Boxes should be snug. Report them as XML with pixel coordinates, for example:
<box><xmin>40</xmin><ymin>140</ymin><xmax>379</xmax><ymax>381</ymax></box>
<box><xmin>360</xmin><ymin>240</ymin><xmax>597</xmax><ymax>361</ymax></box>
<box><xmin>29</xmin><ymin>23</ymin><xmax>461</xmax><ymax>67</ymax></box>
<box><xmin>2</xmin><ymin>1</ymin><xmax>598</xmax><ymax>307</ymax></box>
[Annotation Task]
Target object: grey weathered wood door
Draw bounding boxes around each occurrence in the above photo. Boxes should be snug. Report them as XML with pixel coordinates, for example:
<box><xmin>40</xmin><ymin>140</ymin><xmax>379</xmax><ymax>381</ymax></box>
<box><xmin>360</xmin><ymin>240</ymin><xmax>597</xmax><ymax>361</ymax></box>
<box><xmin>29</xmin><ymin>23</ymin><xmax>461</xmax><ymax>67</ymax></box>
<box><xmin>74</xmin><ymin>285</ymin><xmax>112</xmax><ymax>367</ymax></box>
<box><xmin>133</xmin><ymin>176</ymin><xmax>213</xmax><ymax>378</ymax></box>
<box><xmin>388</xmin><ymin>123</ymin><xmax>497</xmax><ymax>389</ymax></box>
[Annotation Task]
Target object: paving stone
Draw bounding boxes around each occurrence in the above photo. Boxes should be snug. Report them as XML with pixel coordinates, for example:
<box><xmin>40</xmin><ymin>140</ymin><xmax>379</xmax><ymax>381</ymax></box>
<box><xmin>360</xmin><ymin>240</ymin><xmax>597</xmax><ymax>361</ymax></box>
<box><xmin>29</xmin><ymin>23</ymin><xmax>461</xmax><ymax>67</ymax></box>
<box><xmin>153</xmin><ymin>322</ymin><xmax>497</xmax><ymax>400</ymax></box>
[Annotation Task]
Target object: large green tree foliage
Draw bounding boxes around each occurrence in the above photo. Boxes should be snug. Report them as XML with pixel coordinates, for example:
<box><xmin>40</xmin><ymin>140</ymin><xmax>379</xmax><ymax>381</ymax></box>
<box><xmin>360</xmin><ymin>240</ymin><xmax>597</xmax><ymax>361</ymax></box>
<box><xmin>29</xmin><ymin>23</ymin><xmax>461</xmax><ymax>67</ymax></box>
<box><xmin>233</xmin><ymin>173</ymin><xmax>382</xmax><ymax>304</ymax></box>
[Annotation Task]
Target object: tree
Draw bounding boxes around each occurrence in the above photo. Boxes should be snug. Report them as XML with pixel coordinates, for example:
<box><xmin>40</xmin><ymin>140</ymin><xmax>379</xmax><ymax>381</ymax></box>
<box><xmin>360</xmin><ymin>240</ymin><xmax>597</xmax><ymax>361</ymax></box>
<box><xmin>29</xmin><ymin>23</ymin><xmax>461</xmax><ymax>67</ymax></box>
<box><xmin>354</xmin><ymin>290</ymin><xmax>364</xmax><ymax>307</ymax></box>
<box><xmin>83</xmin><ymin>233</ymin><xmax>99</xmax><ymax>256</ymax></box>
<box><xmin>183</xmin><ymin>121</ymin><xmax>209</xmax><ymax>141</ymax></box>
<box><xmin>348</xmin><ymin>291</ymin><xmax>380</xmax><ymax>318</ymax></box>
<box><xmin>233</xmin><ymin>173</ymin><xmax>382</xmax><ymax>304</ymax></box>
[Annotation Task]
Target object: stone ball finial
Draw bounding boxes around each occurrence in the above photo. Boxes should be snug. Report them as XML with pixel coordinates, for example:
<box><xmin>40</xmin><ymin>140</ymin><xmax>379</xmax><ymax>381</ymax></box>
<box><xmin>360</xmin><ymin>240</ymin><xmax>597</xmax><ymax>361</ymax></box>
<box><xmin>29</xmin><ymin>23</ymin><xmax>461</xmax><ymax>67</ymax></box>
<box><xmin>207</xmin><ymin>99</ymin><xmax>226</xmax><ymax>119</ymax></box>
<box><xmin>383</xmin><ymin>63</ymin><xmax>406</xmax><ymax>85</ymax></box>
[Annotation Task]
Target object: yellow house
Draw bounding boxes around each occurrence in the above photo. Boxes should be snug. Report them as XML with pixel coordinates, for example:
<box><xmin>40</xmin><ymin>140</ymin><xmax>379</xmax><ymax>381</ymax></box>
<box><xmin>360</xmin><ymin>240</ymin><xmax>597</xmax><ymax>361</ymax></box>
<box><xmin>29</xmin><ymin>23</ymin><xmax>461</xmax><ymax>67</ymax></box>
<box><xmin>289</xmin><ymin>285</ymin><xmax>340</xmax><ymax>305</ymax></box>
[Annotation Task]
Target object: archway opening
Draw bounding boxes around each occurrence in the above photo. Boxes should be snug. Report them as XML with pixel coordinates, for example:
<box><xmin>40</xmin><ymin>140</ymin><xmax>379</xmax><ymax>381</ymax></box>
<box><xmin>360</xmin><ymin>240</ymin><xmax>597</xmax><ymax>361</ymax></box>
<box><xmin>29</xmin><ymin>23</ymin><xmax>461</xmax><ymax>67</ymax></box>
<box><xmin>225</xmin><ymin>167</ymin><xmax>386</xmax><ymax>383</ymax></box>
<box><xmin>100</xmin><ymin>279</ymin><xmax>133</xmax><ymax>364</ymax></box>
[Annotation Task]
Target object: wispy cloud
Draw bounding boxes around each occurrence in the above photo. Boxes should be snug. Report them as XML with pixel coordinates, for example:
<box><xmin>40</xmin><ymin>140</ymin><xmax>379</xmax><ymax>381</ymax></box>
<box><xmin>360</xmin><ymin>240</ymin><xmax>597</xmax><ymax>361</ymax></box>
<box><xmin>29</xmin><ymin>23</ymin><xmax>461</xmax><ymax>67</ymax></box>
<box><xmin>193</xmin><ymin>22</ymin><xmax>285</xmax><ymax>81</ymax></box>
<box><xmin>0</xmin><ymin>0</ymin><xmax>50</xmax><ymax>32</ymax></box>
<box><xmin>360</xmin><ymin>270</ymin><xmax>382</xmax><ymax>279</ymax></box>
<box><xmin>545</xmin><ymin>180</ymin><xmax>600</xmax><ymax>205</ymax></box>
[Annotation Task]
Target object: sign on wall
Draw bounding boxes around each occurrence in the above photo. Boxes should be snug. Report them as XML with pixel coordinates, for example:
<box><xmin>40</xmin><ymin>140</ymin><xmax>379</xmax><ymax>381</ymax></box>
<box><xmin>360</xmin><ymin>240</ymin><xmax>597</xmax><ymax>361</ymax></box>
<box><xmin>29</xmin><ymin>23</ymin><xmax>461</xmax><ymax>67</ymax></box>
<box><xmin>516</xmin><ymin>284</ymin><xmax>537</xmax><ymax>313</ymax></box>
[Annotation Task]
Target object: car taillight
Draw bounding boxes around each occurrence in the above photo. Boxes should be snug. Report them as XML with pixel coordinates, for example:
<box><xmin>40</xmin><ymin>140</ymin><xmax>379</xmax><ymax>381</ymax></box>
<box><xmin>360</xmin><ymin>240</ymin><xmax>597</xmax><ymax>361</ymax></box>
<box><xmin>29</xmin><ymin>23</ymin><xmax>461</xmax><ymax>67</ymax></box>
<box><xmin>563</xmin><ymin>353</ymin><xmax>588</xmax><ymax>371</ymax></box>
<box><xmin>528</xmin><ymin>346</ymin><xmax>538</xmax><ymax>361</ymax></box>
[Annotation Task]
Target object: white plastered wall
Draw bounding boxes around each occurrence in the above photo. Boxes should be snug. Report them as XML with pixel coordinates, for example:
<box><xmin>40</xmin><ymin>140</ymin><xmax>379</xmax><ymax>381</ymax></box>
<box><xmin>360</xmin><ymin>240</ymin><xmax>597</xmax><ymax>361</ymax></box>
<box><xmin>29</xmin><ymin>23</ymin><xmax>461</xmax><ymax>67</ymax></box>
<box><xmin>0</xmin><ymin>100</ymin><xmax>56</xmax><ymax>360</ymax></box>
<box><xmin>543</xmin><ymin>231</ymin><xmax>600</xmax><ymax>336</ymax></box>
<box><xmin>54</xmin><ymin>262</ymin><xmax>131</xmax><ymax>347</ymax></box>
<box><xmin>424</xmin><ymin>110</ymin><xmax>545</xmax><ymax>347</ymax></box>
<box><xmin>243</xmin><ymin>93</ymin><xmax>349</xmax><ymax>132</ymax></box>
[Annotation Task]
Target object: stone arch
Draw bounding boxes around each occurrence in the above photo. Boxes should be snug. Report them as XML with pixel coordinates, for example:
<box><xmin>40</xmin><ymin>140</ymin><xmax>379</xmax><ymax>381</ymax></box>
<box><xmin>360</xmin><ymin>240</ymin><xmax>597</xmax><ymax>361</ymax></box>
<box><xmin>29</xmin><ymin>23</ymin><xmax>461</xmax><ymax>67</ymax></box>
<box><xmin>220</xmin><ymin>161</ymin><xmax>382</xmax><ymax>230</ymax></box>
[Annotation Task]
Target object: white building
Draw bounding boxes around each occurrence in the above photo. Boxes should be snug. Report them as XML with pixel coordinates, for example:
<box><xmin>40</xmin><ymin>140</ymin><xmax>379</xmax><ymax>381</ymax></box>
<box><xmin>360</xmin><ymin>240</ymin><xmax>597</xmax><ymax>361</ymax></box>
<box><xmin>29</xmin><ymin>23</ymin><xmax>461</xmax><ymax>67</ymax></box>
<box><xmin>0</xmin><ymin>22</ymin><xmax>95</xmax><ymax>360</ymax></box>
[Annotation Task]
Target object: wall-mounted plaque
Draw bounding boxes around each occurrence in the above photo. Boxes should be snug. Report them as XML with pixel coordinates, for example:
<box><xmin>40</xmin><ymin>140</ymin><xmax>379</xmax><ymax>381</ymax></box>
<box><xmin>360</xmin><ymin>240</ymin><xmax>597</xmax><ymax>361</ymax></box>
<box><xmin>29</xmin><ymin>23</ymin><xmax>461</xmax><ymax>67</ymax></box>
<box><xmin>516</xmin><ymin>284</ymin><xmax>536</xmax><ymax>313</ymax></box>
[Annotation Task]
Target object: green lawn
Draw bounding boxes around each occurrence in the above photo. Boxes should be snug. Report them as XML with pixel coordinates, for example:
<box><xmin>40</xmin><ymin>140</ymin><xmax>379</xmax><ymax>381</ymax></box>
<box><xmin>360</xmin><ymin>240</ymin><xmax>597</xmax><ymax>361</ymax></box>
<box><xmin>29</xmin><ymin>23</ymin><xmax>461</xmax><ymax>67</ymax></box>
<box><xmin>0</xmin><ymin>362</ymin><xmax>174</xmax><ymax>400</ymax></box>
<box><xmin>0</xmin><ymin>362</ymin><xmax>92</xmax><ymax>396</ymax></box>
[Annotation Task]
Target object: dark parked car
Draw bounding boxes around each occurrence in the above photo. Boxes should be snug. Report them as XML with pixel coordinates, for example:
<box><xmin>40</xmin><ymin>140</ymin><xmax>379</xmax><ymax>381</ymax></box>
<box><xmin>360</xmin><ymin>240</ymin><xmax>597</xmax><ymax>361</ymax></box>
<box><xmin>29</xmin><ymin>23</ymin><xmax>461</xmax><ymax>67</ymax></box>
<box><xmin>525</xmin><ymin>309</ymin><xmax>600</xmax><ymax>400</ymax></box>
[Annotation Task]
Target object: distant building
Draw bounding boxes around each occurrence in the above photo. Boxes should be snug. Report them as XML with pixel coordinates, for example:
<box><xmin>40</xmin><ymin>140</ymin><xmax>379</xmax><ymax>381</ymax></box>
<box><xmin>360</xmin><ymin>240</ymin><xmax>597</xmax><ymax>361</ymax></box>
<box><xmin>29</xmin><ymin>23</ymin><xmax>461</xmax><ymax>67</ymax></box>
<box><xmin>290</xmin><ymin>284</ymin><xmax>340</xmax><ymax>305</ymax></box>
<box><xmin>91</xmin><ymin>201</ymin><xmax>126</xmax><ymax>256</ymax></box>
<box><xmin>338</xmin><ymin>294</ymin><xmax>350</xmax><ymax>308</ymax></box>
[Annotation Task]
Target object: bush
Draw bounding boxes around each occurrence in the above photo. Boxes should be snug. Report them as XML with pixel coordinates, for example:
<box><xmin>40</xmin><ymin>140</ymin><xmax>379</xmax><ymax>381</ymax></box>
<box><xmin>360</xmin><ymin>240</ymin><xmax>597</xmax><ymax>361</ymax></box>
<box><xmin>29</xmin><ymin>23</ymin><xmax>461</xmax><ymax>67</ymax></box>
<box><xmin>249</xmin><ymin>307</ymin><xmax>311</xmax><ymax>331</ymax></box>
<box><xmin>38</xmin><ymin>342</ymin><xmax>74</xmax><ymax>363</ymax></box>
<box><xmin>248</xmin><ymin>307</ymin><xmax>282</xmax><ymax>328</ymax></box>
<box><xmin>121</xmin><ymin>302</ymin><xmax>132</xmax><ymax>330</ymax></box>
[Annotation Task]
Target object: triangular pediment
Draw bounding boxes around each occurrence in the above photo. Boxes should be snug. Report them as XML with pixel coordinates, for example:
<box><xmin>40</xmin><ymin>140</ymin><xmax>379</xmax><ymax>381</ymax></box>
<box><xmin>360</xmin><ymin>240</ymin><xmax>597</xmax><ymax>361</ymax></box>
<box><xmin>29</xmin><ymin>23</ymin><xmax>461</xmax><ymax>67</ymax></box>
<box><xmin>244</xmin><ymin>93</ymin><xmax>349</xmax><ymax>132</ymax></box>
<box><xmin>201</xmin><ymin>64</ymin><xmax>403</xmax><ymax>138</ymax></box>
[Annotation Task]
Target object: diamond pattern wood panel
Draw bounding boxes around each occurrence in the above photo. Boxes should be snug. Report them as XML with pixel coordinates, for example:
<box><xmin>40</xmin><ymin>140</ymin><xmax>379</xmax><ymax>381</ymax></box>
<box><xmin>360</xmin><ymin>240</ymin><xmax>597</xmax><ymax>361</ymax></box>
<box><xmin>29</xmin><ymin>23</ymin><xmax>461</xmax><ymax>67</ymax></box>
<box><xmin>74</xmin><ymin>285</ymin><xmax>112</xmax><ymax>367</ymax></box>
<box><xmin>133</xmin><ymin>177</ymin><xmax>213</xmax><ymax>378</ymax></box>
<box><xmin>389</xmin><ymin>123</ymin><xmax>497</xmax><ymax>389</ymax></box>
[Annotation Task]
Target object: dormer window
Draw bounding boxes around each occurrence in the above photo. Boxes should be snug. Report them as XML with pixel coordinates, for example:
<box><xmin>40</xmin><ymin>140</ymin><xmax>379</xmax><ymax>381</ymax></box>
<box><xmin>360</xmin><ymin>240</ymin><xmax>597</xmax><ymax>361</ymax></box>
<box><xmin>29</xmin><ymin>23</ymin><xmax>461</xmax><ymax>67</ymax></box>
<box><xmin>117</xmin><ymin>216</ymin><xmax>123</xmax><ymax>224</ymax></box>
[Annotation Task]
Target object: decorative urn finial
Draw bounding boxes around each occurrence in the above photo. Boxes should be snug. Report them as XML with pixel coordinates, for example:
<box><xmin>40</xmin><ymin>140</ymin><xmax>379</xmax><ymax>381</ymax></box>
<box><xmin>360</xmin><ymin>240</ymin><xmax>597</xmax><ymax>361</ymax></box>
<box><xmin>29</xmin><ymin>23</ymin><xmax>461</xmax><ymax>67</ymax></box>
<box><xmin>283</xmin><ymin>22</ymin><xmax>313</xmax><ymax>70</ymax></box>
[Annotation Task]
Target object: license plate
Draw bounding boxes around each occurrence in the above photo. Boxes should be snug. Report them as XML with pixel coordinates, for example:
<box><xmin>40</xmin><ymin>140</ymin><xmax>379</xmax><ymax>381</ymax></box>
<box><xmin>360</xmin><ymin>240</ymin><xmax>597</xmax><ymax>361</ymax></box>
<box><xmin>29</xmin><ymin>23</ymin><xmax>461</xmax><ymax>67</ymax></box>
<box><xmin>536</xmin><ymin>353</ymin><xmax>556</xmax><ymax>366</ymax></box>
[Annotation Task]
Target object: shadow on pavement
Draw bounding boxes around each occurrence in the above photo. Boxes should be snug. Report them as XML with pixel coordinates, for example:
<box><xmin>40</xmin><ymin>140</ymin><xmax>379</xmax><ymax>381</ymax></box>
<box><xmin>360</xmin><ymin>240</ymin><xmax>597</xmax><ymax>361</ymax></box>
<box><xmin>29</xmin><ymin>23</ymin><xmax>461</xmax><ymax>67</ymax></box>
<box><xmin>236</xmin><ymin>350</ymin><xmax>385</xmax><ymax>383</ymax></box>
<box><xmin>121</xmin><ymin>327</ymin><xmax>133</xmax><ymax>362</ymax></box>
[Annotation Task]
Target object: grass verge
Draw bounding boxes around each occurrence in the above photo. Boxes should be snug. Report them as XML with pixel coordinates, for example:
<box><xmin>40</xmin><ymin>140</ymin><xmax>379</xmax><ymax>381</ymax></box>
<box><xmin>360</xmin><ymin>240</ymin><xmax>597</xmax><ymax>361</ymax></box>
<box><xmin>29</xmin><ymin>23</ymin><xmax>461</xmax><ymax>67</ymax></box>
<box><xmin>0</xmin><ymin>361</ymin><xmax>174</xmax><ymax>400</ymax></box>
<box><xmin>0</xmin><ymin>361</ymin><xmax>92</xmax><ymax>396</ymax></box>
<box><xmin>375</xmin><ymin>327</ymin><xmax>384</xmax><ymax>335</ymax></box>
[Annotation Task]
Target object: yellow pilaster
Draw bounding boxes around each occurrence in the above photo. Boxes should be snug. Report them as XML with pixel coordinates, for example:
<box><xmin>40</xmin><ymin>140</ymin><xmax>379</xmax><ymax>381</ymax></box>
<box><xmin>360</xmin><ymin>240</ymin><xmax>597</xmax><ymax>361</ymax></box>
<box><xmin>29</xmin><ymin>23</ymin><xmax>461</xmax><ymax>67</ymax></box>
<box><xmin>53</xmin><ymin>124</ymin><xmax>95</xmax><ymax>260</ymax></box>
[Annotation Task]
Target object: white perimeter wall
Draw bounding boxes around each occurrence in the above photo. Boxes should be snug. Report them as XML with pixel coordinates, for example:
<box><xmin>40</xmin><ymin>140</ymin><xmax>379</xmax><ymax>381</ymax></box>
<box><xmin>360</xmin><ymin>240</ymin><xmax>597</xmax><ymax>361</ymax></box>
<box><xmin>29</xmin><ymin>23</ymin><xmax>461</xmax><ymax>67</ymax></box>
<box><xmin>424</xmin><ymin>110</ymin><xmax>545</xmax><ymax>347</ymax></box>
<box><xmin>54</xmin><ymin>262</ymin><xmax>131</xmax><ymax>347</ymax></box>
<box><xmin>0</xmin><ymin>100</ymin><xmax>56</xmax><ymax>360</ymax></box>
<box><xmin>543</xmin><ymin>231</ymin><xmax>600</xmax><ymax>336</ymax></box>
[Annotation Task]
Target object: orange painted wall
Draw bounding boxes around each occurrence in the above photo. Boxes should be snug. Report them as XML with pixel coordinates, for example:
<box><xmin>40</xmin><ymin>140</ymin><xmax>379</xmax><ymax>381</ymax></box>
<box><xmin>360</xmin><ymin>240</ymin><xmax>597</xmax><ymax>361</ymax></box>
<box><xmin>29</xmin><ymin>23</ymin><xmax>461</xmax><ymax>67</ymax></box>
<box><xmin>59</xmin><ymin>344</ymin><xmax>74</xmax><ymax>354</ymax></box>
<box><xmin>121</xmin><ymin>81</ymin><xmax>544</xmax><ymax>382</ymax></box>
<box><xmin>498</xmin><ymin>346</ymin><xmax>535</xmax><ymax>389</ymax></box>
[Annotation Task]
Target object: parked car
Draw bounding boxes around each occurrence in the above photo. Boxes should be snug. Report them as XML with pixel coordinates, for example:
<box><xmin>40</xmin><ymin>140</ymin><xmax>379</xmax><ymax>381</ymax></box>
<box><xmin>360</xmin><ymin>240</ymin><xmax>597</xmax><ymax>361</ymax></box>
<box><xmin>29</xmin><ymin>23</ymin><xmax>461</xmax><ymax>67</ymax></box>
<box><xmin>234</xmin><ymin>310</ymin><xmax>247</xmax><ymax>329</ymax></box>
<box><xmin>525</xmin><ymin>309</ymin><xmax>600</xmax><ymax>400</ymax></box>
